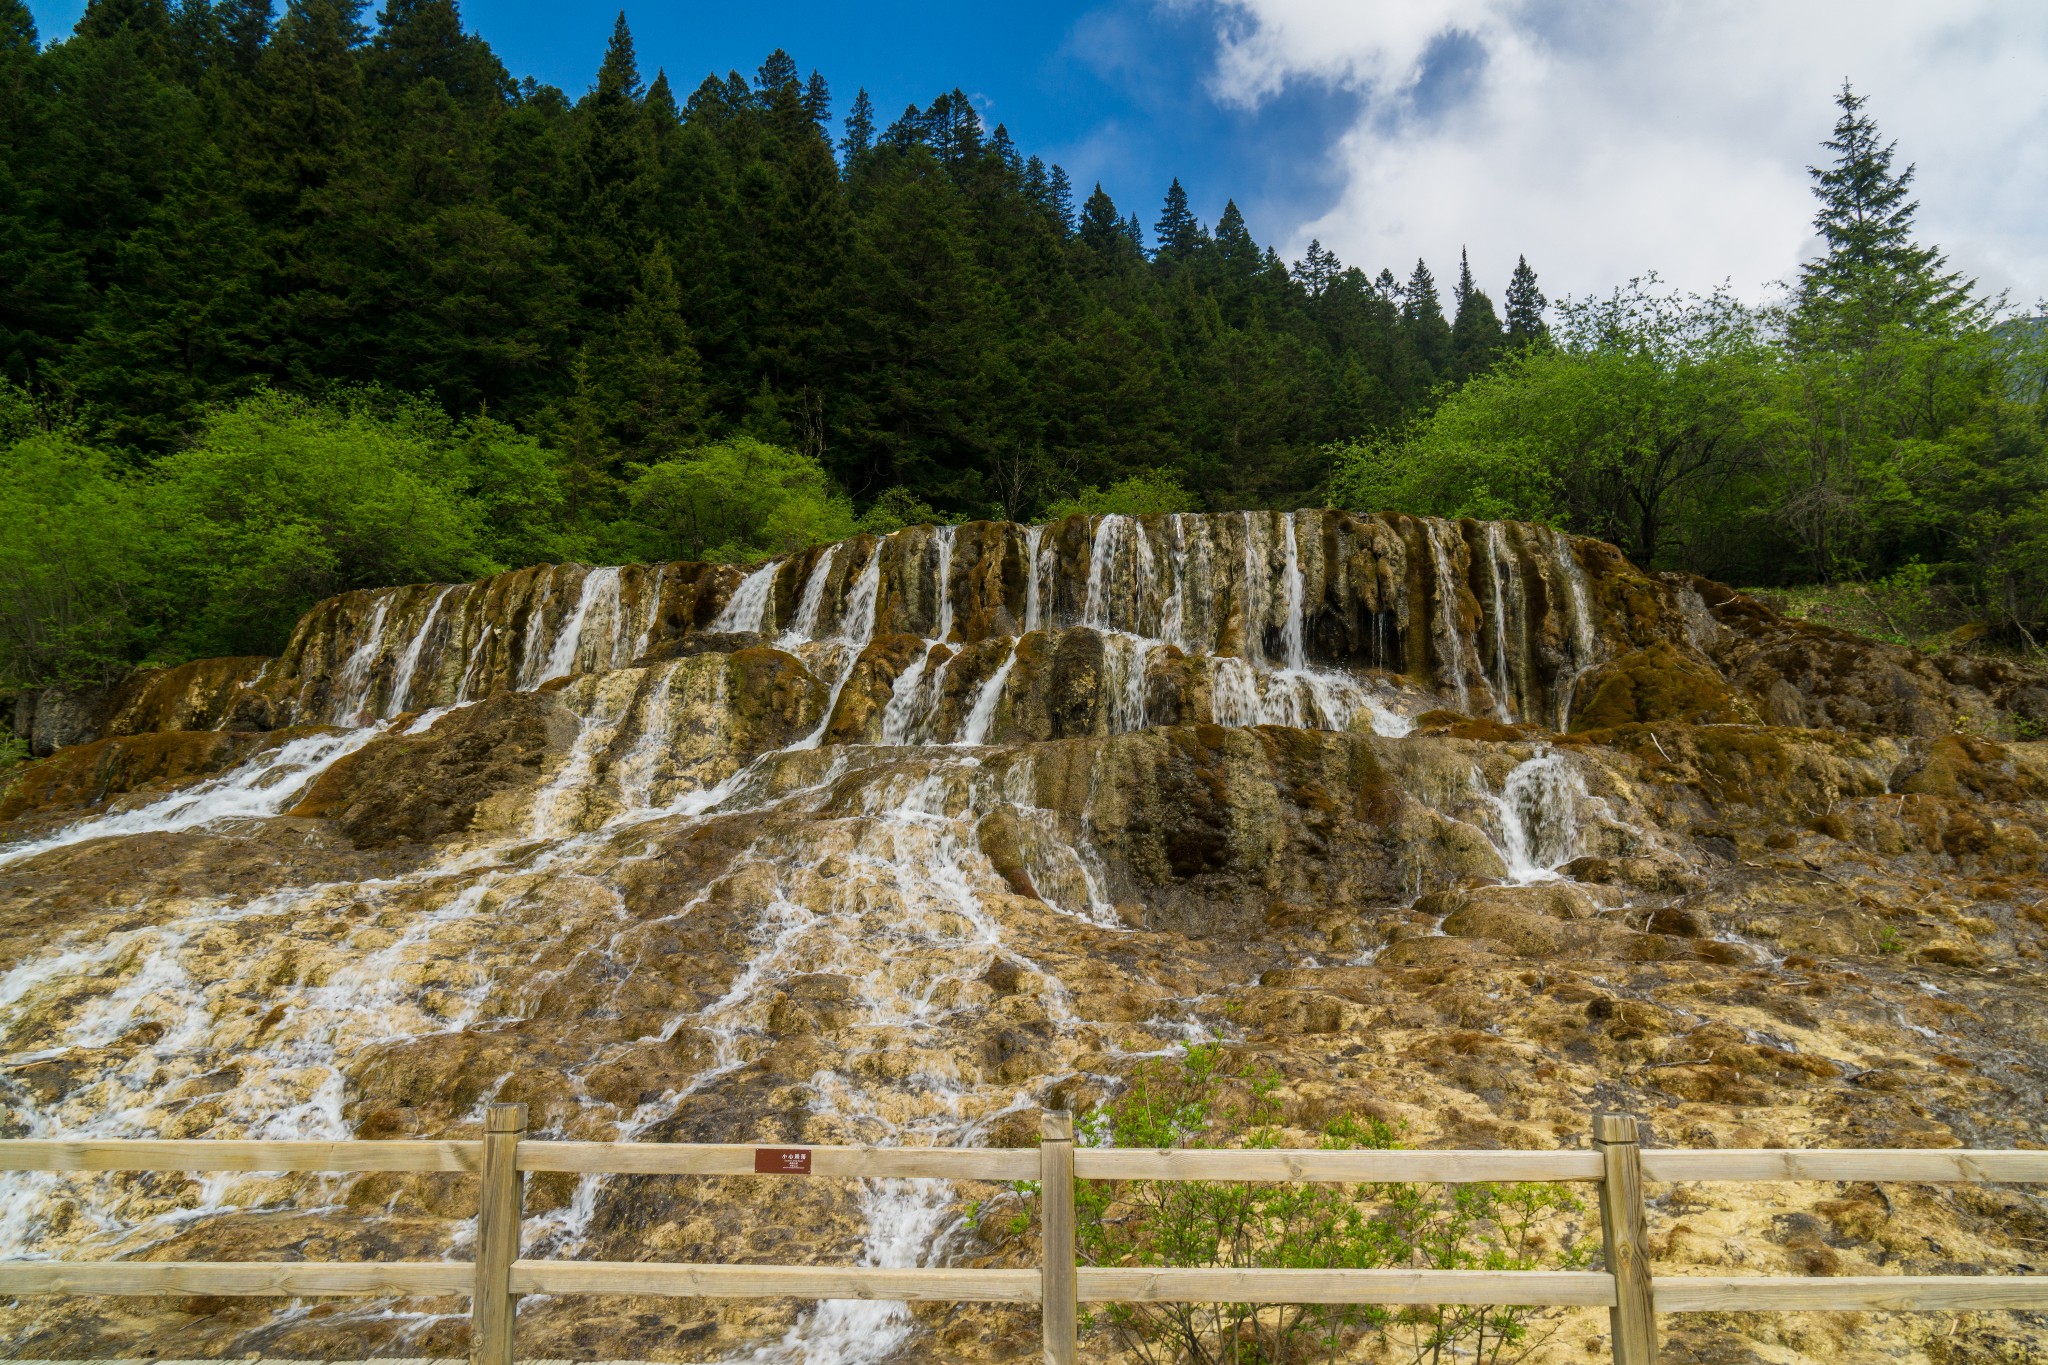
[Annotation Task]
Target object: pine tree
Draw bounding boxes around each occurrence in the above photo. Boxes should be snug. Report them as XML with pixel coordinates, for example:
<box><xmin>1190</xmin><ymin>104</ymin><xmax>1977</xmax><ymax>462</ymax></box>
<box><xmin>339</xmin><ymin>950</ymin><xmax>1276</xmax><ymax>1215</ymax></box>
<box><xmin>1292</xmin><ymin>239</ymin><xmax>1339</xmax><ymax>297</ymax></box>
<box><xmin>1797</xmin><ymin>82</ymin><xmax>1972</xmax><ymax>335</ymax></box>
<box><xmin>216</xmin><ymin>0</ymin><xmax>271</xmax><ymax>71</ymax></box>
<box><xmin>1504</xmin><ymin>254</ymin><xmax>1546</xmax><ymax>343</ymax></box>
<box><xmin>1153</xmin><ymin>178</ymin><xmax>1200</xmax><ymax>264</ymax></box>
<box><xmin>802</xmin><ymin>69</ymin><xmax>829</xmax><ymax>125</ymax></box>
<box><xmin>1214</xmin><ymin>200</ymin><xmax>1260</xmax><ymax>282</ymax></box>
<box><xmin>1401</xmin><ymin>257</ymin><xmax>1450</xmax><ymax>372</ymax></box>
<box><xmin>567</xmin><ymin>10</ymin><xmax>657</xmax><ymax>315</ymax></box>
<box><xmin>1047</xmin><ymin>165</ymin><xmax>1073</xmax><ymax>234</ymax></box>
<box><xmin>1448</xmin><ymin>247</ymin><xmax>1504</xmax><ymax>378</ymax></box>
<box><xmin>839</xmin><ymin>87</ymin><xmax>873</xmax><ymax>165</ymax></box>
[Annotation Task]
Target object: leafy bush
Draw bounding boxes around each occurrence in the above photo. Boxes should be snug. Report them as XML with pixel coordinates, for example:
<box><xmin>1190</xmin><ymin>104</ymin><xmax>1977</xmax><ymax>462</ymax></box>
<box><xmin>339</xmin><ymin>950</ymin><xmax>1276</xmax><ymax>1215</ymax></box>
<box><xmin>149</xmin><ymin>391</ymin><xmax>501</xmax><ymax>658</ymax></box>
<box><xmin>618</xmin><ymin>436</ymin><xmax>856</xmax><ymax>563</ymax></box>
<box><xmin>857</xmin><ymin>485</ymin><xmax>955</xmax><ymax>535</ymax></box>
<box><xmin>1043</xmin><ymin>469</ymin><xmax>1201</xmax><ymax>520</ymax></box>
<box><xmin>999</xmin><ymin>1044</ymin><xmax>1586</xmax><ymax>1365</ymax></box>
<box><xmin>0</xmin><ymin>436</ymin><xmax>166</xmax><ymax>686</ymax></box>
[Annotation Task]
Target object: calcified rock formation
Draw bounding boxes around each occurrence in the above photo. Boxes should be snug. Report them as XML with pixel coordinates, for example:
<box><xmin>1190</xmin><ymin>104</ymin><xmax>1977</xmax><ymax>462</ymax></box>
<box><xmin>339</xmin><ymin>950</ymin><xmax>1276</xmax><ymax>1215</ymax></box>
<box><xmin>4</xmin><ymin>512</ymin><xmax>2048</xmax><ymax>1363</ymax></box>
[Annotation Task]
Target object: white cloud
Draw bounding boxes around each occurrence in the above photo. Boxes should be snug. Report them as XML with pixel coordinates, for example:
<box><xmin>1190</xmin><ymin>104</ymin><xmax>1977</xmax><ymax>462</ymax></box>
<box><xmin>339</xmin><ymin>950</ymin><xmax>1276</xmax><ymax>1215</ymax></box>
<box><xmin>1191</xmin><ymin>0</ymin><xmax>2048</xmax><ymax>306</ymax></box>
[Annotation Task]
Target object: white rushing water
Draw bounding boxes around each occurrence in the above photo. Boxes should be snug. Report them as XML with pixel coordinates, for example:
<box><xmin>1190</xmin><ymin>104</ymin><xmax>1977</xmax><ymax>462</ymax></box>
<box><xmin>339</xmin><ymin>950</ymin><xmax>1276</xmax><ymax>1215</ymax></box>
<box><xmin>714</xmin><ymin>561</ymin><xmax>778</xmax><ymax>634</ymax></box>
<box><xmin>1482</xmin><ymin>747</ymin><xmax>1588</xmax><ymax>883</ymax></box>
<box><xmin>0</xmin><ymin>726</ymin><xmax>384</xmax><ymax>869</ymax></box>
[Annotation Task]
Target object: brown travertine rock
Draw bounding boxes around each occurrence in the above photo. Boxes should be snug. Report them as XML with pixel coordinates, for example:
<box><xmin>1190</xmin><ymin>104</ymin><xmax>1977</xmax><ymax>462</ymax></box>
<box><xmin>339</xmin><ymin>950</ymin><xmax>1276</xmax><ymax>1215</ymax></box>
<box><xmin>6</xmin><ymin>513</ymin><xmax>2048</xmax><ymax>1364</ymax></box>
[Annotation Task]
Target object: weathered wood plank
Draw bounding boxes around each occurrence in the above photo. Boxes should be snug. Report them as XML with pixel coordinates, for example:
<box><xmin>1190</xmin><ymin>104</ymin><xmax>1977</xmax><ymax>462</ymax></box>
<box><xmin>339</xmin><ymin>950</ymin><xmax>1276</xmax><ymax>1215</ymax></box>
<box><xmin>516</xmin><ymin>1142</ymin><xmax>1037</xmax><ymax>1181</ymax></box>
<box><xmin>1595</xmin><ymin>1114</ymin><xmax>1658</xmax><ymax>1365</ymax></box>
<box><xmin>471</xmin><ymin>1102</ymin><xmax>525</xmax><ymax>1365</ymax></box>
<box><xmin>1040</xmin><ymin>1111</ymin><xmax>1077</xmax><ymax>1365</ymax></box>
<box><xmin>1641</xmin><ymin>1150</ymin><xmax>2048</xmax><ymax>1184</ymax></box>
<box><xmin>1070</xmin><ymin>1149</ymin><xmax>1604</xmax><ymax>1183</ymax></box>
<box><xmin>1654</xmin><ymin>1275</ymin><xmax>2048</xmax><ymax>1312</ymax></box>
<box><xmin>0</xmin><ymin>1140</ymin><xmax>481</xmax><ymax>1174</ymax></box>
<box><xmin>1074</xmin><ymin>1268</ymin><xmax>1618</xmax><ymax>1306</ymax></box>
<box><xmin>0</xmin><ymin>1261</ymin><xmax>472</xmax><ymax>1296</ymax></box>
<box><xmin>507</xmin><ymin>1261</ymin><xmax>1042</xmax><ymax>1303</ymax></box>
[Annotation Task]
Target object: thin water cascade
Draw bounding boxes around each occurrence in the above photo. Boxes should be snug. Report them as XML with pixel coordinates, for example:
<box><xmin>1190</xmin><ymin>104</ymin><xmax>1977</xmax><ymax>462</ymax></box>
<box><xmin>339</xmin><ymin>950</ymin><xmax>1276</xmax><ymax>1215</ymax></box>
<box><xmin>1022</xmin><ymin>524</ymin><xmax>1046</xmax><ymax>633</ymax></box>
<box><xmin>1279</xmin><ymin>513</ymin><xmax>1308</xmax><ymax>671</ymax></box>
<box><xmin>1483</xmin><ymin>747</ymin><xmax>1587</xmax><ymax>883</ymax></box>
<box><xmin>778</xmin><ymin>546</ymin><xmax>839</xmax><ymax>650</ymax></box>
<box><xmin>0</xmin><ymin>727</ymin><xmax>385</xmax><ymax>869</ymax></box>
<box><xmin>931</xmin><ymin>524</ymin><xmax>957</xmax><ymax>641</ymax></box>
<box><xmin>1424</xmin><ymin>521</ymin><xmax>1472</xmax><ymax>714</ymax></box>
<box><xmin>1484</xmin><ymin>524</ymin><xmax>1515</xmax><ymax>722</ymax></box>
<box><xmin>334</xmin><ymin>597</ymin><xmax>393</xmax><ymax>725</ymax></box>
<box><xmin>956</xmin><ymin>642</ymin><xmax>1016</xmax><ymax>746</ymax></box>
<box><xmin>384</xmin><ymin>586</ymin><xmax>453</xmax><ymax>718</ymax></box>
<box><xmin>715</xmin><ymin>562</ymin><xmax>779</xmax><ymax>634</ymax></box>
<box><xmin>539</xmin><ymin>565</ymin><xmax>623</xmax><ymax>684</ymax></box>
<box><xmin>1548</xmin><ymin>527</ymin><xmax>1599</xmax><ymax>729</ymax></box>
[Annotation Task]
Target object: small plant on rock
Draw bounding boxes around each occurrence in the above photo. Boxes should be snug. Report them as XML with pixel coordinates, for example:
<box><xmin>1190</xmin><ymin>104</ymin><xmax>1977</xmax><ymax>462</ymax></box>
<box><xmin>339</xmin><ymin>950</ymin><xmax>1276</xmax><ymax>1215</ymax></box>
<box><xmin>1025</xmin><ymin>1042</ymin><xmax>1586</xmax><ymax>1365</ymax></box>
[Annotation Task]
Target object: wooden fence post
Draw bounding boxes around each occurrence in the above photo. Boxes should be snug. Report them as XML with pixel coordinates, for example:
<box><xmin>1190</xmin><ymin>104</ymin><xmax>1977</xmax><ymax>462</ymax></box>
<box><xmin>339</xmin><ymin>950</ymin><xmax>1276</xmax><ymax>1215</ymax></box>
<box><xmin>1040</xmin><ymin>1110</ymin><xmax>1077</xmax><ymax>1365</ymax></box>
<box><xmin>1595</xmin><ymin>1113</ymin><xmax>1657</xmax><ymax>1365</ymax></box>
<box><xmin>472</xmin><ymin>1101</ymin><xmax>526</xmax><ymax>1365</ymax></box>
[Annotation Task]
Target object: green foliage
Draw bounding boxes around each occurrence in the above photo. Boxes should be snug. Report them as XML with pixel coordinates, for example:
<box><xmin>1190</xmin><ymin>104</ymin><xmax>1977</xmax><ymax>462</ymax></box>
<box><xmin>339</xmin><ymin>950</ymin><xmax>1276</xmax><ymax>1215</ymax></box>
<box><xmin>618</xmin><ymin>436</ymin><xmax>855</xmax><ymax>564</ymax></box>
<box><xmin>1007</xmin><ymin>1043</ymin><xmax>1585</xmax><ymax>1365</ymax></box>
<box><xmin>1042</xmin><ymin>469</ymin><xmax>1200</xmax><ymax>521</ymax></box>
<box><xmin>0</xmin><ymin>389</ymin><xmax>579</xmax><ymax>683</ymax></box>
<box><xmin>147</xmin><ymin>390</ymin><xmax>499</xmax><ymax>657</ymax></box>
<box><xmin>0</xmin><ymin>5</ymin><xmax>1536</xmax><ymax>520</ymax></box>
<box><xmin>0</xmin><ymin>435</ymin><xmax>162</xmax><ymax>686</ymax></box>
<box><xmin>856</xmin><ymin>485</ymin><xmax>953</xmax><ymax>536</ymax></box>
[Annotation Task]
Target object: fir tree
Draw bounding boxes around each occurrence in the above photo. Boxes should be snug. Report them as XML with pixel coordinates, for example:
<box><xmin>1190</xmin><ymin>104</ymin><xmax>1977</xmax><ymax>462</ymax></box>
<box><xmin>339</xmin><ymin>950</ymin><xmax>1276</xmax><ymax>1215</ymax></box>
<box><xmin>1047</xmin><ymin>165</ymin><xmax>1073</xmax><ymax>234</ymax></box>
<box><xmin>1797</xmin><ymin>82</ymin><xmax>1972</xmax><ymax>335</ymax></box>
<box><xmin>839</xmin><ymin>87</ymin><xmax>873</xmax><ymax>165</ymax></box>
<box><xmin>1292</xmin><ymin>239</ymin><xmax>1339</xmax><ymax>298</ymax></box>
<box><xmin>1153</xmin><ymin>178</ymin><xmax>1200</xmax><ymax>264</ymax></box>
<box><xmin>1402</xmin><ymin>258</ymin><xmax>1450</xmax><ymax>372</ymax></box>
<box><xmin>802</xmin><ymin>69</ymin><xmax>829</xmax><ymax>124</ymax></box>
<box><xmin>1448</xmin><ymin>248</ymin><xmax>1504</xmax><ymax>378</ymax></box>
<box><xmin>1504</xmin><ymin>254</ymin><xmax>1546</xmax><ymax>343</ymax></box>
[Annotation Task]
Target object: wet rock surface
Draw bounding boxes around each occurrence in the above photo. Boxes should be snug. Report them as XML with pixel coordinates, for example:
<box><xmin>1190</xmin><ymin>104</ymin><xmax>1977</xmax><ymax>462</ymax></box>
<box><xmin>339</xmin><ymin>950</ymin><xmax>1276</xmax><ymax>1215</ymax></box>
<box><xmin>2</xmin><ymin>512</ymin><xmax>2047</xmax><ymax>1363</ymax></box>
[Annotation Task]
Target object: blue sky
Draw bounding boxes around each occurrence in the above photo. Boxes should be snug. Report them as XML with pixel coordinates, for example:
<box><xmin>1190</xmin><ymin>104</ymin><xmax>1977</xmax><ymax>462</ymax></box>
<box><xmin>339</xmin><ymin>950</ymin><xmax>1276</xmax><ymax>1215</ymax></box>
<box><xmin>24</xmin><ymin>0</ymin><xmax>2048</xmax><ymax>306</ymax></box>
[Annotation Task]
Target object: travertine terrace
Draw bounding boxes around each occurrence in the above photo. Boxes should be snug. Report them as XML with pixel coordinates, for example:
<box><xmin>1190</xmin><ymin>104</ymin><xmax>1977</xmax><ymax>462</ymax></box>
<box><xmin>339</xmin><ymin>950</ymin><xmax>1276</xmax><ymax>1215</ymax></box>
<box><xmin>4</xmin><ymin>511</ymin><xmax>2048</xmax><ymax>1363</ymax></box>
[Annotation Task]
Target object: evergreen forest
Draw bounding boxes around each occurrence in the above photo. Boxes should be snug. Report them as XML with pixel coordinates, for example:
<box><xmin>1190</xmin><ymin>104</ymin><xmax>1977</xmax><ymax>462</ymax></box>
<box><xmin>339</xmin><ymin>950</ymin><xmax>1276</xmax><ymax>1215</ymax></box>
<box><xmin>1</xmin><ymin>0</ymin><xmax>2044</xmax><ymax>690</ymax></box>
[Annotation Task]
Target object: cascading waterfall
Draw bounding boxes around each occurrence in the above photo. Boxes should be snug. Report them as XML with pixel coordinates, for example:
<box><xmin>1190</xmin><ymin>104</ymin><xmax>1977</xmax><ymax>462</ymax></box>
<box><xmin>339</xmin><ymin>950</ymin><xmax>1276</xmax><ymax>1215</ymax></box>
<box><xmin>714</xmin><ymin>561</ymin><xmax>779</xmax><ymax>634</ymax></box>
<box><xmin>334</xmin><ymin>597</ymin><xmax>393</xmax><ymax>725</ymax></box>
<box><xmin>384</xmin><ymin>586</ymin><xmax>453</xmax><ymax>718</ymax></box>
<box><xmin>0</xmin><ymin>510</ymin><xmax>1620</xmax><ymax>1360</ymax></box>
<box><xmin>1424</xmin><ymin>520</ymin><xmax>1472</xmax><ymax>714</ymax></box>
<box><xmin>1483</xmin><ymin>747</ymin><xmax>1588</xmax><ymax>883</ymax></box>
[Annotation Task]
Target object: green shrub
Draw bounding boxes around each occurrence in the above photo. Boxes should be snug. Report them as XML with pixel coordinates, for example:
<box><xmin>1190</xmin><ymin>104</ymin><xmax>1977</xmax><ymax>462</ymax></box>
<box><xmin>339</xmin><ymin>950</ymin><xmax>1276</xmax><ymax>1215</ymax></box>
<box><xmin>1001</xmin><ymin>1043</ymin><xmax>1586</xmax><ymax>1365</ymax></box>
<box><xmin>618</xmin><ymin>436</ymin><xmax>856</xmax><ymax>563</ymax></box>
<box><xmin>1043</xmin><ymin>469</ymin><xmax>1200</xmax><ymax>520</ymax></box>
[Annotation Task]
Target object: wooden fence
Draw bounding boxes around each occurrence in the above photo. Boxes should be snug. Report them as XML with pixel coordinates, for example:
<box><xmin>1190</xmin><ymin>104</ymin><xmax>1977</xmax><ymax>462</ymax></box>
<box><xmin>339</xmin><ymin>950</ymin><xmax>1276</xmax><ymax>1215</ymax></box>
<box><xmin>3</xmin><ymin>1108</ymin><xmax>2047</xmax><ymax>1365</ymax></box>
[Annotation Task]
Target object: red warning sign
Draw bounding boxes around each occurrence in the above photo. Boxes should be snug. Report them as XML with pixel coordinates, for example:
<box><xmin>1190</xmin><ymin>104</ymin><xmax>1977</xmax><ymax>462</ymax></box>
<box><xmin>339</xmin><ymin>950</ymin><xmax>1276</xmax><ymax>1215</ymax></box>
<box><xmin>755</xmin><ymin>1147</ymin><xmax>813</xmax><ymax>1174</ymax></box>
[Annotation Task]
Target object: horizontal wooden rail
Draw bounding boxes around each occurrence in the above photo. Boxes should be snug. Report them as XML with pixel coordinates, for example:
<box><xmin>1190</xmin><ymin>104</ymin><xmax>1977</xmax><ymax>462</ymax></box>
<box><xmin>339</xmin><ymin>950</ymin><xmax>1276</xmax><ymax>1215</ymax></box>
<box><xmin>1073</xmin><ymin>1148</ymin><xmax>1604</xmax><ymax>1183</ymax></box>
<box><xmin>1653</xmin><ymin>1275</ymin><xmax>2048</xmax><ymax>1312</ymax></box>
<box><xmin>0</xmin><ymin>1260</ymin><xmax>472</xmax><ymax>1296</ymax></box>
<box><xmin>1076</xmin><ymin>1268</ymin><xmax>1618</xmax><ymax>1307</ymax></box>
<box><xmin>510</xmin><ymin>1261</ymin><xmax>1042</xmax><ymax>1302</ymax></box>
<box><xmin>516</xmin><ymin>1141</ymin><xmax>1038</xmax><ymax>1180</ymax></box>
<box><xmin>0</xmin><ymin>1139</ymin><xmax>480</xmax><ymax>1173</ymax></box>
<box><xmin>11</xmin><ymin>1139</ymin><xmax>2046</xmax><ymax>1187</ymax></box>
<box><xmin>9</xmin><ymin>1115</ymin><xmax>2048</xmax><ymax>1365</ymax></box>
<box><xmin>1641</xmin><ymin>1150</ymin><xmax>2048</xmax><ymax>1184</ymax></box>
